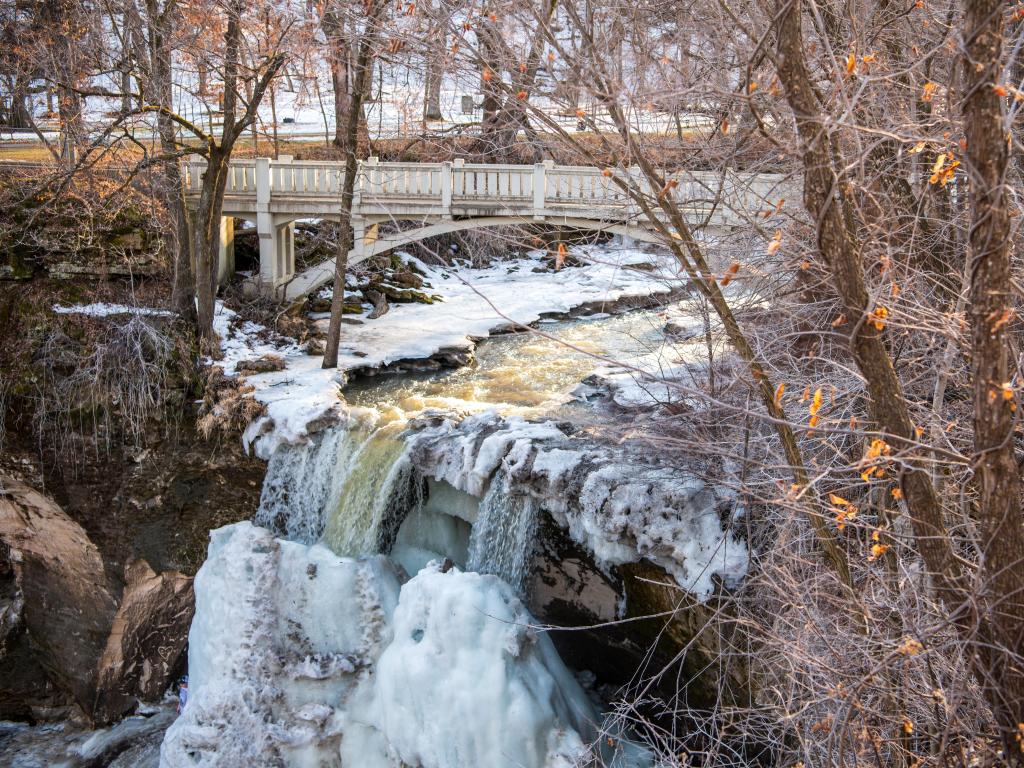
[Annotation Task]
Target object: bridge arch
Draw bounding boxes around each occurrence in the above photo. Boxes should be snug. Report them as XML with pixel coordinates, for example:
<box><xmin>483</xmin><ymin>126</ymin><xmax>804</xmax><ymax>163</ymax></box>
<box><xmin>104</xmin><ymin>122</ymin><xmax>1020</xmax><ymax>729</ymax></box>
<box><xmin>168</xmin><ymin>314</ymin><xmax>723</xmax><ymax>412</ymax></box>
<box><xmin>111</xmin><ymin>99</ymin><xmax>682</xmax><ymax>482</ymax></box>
<box><xmin>283</xmin><ymin>216</ymin><xmax>665</xmax><ymax>301</ymax></box>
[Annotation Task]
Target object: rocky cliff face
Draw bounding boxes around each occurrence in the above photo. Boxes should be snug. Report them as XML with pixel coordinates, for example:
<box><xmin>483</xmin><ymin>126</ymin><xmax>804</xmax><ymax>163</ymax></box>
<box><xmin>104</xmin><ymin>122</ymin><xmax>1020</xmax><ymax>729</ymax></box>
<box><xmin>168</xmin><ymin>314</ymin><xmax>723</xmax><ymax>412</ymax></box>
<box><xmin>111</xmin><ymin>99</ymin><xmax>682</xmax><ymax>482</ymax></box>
<box><xmin>0</xmin><ymin>472</ymin><xmax>193</xmax><ymax>725</ymax></box>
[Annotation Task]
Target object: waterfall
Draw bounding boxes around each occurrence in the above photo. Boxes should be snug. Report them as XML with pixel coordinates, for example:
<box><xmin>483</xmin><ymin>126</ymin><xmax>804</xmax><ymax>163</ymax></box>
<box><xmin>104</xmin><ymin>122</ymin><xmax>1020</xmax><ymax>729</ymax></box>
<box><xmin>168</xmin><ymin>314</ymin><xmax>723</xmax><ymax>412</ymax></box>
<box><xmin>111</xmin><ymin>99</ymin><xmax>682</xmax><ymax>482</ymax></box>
<box><xmin>254</xmin><ymin>427</ymin><xmax>346</xmax><ymax>543</ymax></box>
<box><xmin>466</xmin><ymin>473</ymin><xmax>538</xmax><ymax>593</ymax></box>
<box><xmin>254</xmin><ymin>411</ymin><xmax>544</xmax><ymax>597</ymax></box>
<box><xmin>321</xmin><ymin>419</ymin><xmax>424</xmax><ymax>557</ymax></box>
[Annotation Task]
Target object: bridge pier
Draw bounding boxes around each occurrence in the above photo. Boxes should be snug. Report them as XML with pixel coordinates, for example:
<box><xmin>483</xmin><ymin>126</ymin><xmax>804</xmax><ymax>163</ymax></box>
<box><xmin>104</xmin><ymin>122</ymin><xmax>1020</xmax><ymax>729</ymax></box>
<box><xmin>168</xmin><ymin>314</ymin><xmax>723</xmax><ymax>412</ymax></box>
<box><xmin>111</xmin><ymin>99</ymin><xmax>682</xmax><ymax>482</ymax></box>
<box><xmin>217</xmin><ymin>216</ymin><xmax>235</xmax><ymax>286</ymax></box>
<box><xmin>257</xmin><ymin>216</ymin><xmax>295</xmax><ymax>291</ymax></box>
<box><xmin>255</xmin><ymin>157</ymin><xmax>295</xmax><ymax>293</ymax></box>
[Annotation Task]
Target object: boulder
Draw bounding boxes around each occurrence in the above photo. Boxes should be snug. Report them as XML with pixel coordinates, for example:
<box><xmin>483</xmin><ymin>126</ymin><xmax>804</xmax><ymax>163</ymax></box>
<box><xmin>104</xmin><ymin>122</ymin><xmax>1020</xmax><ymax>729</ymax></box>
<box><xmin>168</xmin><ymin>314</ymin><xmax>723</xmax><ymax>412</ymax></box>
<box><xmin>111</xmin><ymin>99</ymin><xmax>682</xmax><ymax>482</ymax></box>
<box><xmin>0</xmin><ymin>474</ymin><xmax>119</xmax><ymax>720</ymax></box>
<box><xmin>0</xmin><ymin>473</ymin><xmax>194</xmax><ymax>725</ymax></box>
<box><xmin>527</xmin><ymin>513</ymin><xmax>750</xmax><ymax>710</ymax></box>
<box><xmin>235</xmin><ymin>354</ymin><xmax>285</xmax><ymax>375</ymax></box>
<box><xmin>94</xmin><ymin>560</ymin><xmax>193</xmax><ymax>721</ymax></box>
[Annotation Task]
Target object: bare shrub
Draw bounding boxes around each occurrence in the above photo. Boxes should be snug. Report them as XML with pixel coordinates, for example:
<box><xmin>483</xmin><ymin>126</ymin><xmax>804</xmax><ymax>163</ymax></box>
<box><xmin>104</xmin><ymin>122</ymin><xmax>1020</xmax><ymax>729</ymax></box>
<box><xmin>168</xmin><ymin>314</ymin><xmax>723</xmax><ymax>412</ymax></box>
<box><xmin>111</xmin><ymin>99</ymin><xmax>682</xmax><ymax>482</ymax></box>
<box><xmin>31</xmin><ymin>314</ymin><xmax>184</xmax><ymax>465</ymax></box>
<box><xmin>196</xmin><ymin>366</ymin><xmax>266</xmax><ymax>441</ymax></box>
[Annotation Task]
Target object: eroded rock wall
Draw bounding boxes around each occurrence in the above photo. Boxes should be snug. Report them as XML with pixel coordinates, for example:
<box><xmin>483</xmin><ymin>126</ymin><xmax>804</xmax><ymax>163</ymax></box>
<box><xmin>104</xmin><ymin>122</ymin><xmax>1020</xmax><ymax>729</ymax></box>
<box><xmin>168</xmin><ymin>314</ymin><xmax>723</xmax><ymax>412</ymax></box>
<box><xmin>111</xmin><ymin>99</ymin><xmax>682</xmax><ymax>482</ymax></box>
<box><xmin>0</xmin><ymin>472</ymin><xmax>193</xmax><ymax>725</ymax></box>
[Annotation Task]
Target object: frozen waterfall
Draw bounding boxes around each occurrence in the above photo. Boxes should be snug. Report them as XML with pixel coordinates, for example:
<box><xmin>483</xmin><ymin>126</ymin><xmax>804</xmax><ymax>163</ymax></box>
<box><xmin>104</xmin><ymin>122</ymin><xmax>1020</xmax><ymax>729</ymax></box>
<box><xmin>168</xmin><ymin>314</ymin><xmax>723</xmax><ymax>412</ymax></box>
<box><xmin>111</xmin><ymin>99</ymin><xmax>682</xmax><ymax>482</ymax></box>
<box><xmin>160</xmin><ymin>522</ymin><xmax>639</xmax><ymax>768</ymax></box>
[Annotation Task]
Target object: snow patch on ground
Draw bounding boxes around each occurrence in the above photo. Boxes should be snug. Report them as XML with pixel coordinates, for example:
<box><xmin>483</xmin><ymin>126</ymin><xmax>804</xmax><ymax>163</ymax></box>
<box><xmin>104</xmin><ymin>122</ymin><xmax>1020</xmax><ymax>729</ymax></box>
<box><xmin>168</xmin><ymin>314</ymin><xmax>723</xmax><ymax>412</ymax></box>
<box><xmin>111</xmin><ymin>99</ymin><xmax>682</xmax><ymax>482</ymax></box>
<box><xmin>52</xmin><ymin>302</ymin><xmax>176</xmax><ymax>318</ymax></box>
<box><xmin>210</xmin><ymin>303</ymin><xmax>346</xmax><ymax>460</ymax></box>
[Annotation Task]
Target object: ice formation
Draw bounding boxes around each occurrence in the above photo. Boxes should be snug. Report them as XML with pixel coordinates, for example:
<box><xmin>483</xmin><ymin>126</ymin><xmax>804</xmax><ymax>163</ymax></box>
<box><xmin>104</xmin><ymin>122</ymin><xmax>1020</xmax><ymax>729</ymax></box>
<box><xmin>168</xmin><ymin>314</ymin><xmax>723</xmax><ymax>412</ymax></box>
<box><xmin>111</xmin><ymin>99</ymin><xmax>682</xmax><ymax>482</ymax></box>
<box><xmin>160</xmin><ymin>522</ymin><xmax>401</xmax><ymax>767</ymax></box>
<box><xmin>254</xmin><ymin>425</ymin><xmax>346</xmax><ymax>543</ymax></box>
<box><xmin>339</xmin><ymin>568</ymin><xmax>600</xmax><ymax>768</ymax></box>
<box><xmin>406</xmin><ymin>413</ymin><xmax>749</xmax><ymax>599</ymax></box>
<box><xmin>160</xmin><ymin>523</ymin><xmax>626</xmax><ymax>768</ymax></box>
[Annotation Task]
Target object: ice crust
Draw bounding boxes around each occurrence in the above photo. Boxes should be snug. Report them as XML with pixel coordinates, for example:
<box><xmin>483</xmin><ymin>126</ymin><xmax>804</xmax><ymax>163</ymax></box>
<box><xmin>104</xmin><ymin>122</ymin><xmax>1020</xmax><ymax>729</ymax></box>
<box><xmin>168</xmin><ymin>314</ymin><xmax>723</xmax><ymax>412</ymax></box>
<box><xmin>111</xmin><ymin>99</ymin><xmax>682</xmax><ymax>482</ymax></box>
<box><xmin>406</xmin><ymin>413</ymin><xmax>749</xmax><ymax>599</ymax></box>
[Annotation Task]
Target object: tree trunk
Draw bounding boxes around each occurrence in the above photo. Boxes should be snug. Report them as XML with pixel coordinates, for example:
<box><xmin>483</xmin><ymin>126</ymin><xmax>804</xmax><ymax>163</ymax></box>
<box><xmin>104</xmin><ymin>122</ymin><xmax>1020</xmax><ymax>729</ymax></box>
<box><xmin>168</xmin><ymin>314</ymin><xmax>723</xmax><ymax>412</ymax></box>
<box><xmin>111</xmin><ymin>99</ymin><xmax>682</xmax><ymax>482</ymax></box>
<box><xmin>422</xmin><ymin>2</ymin><xmax>447</xmax><ymax>123</ymax></box>
<box><xmin>423</xmin><ymin>55</ymin><xmax>444</xmax><ymax>122</ymax></box>
<box><xmin>45</xmin><ymin>0</ymin><xmax>83</xmax><ymax>168</ymax></box>
<box><xmin>772</xmin><ymin>0</ymin><xmax>963</xmax><ymax>603</ymax></box>
<box><xmin>961</xmin><ymin>0</ymin><xmax>1024</xmax><ymax>751</ymax></box>
<box><xmin>323</xmin><ymin>1</ymin><xmax>385</xmax><ymax>368</ymax></box>
<box><xmin>8</xmin><ymin>77</ymin><xmax>32</xmax><ymax>129</ymax></box>
<box><xmin>193</xmin><ymin>147</ymin><xmax>230</xmax><ymax>347</ymax></box>
<box><xmin>322</xmin><ymin>12</ymin><xmax>351</xmax><ymax>150</ymax></box>
<box><xmin>146</xmin><ymin>0</ymin><xmax>194</xmax><ymax>318</ymax></box>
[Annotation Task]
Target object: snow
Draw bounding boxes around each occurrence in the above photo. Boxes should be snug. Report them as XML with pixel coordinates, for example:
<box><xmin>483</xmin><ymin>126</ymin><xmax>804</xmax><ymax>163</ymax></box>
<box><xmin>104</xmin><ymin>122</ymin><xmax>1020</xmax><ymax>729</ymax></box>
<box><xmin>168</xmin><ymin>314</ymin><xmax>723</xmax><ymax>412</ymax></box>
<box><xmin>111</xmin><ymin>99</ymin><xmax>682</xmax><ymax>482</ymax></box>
<box><xmin>210</xmin><ymin>303</ymin><xmax>347</xmax><ymax>460</ymax></box>
<box><xmin>321</xmin><ymin>246</ymin><xmax>678</xmax><ymax>373</ymax></box>
<box><xmin>161</xmin><ymin>523</ymin><xmax>641</xmax><ymax>768</ymax></box>
<box><xmin>51</xmin><ymin>302</ymin><xmax>175</xmax><ymax>318</ymax></box>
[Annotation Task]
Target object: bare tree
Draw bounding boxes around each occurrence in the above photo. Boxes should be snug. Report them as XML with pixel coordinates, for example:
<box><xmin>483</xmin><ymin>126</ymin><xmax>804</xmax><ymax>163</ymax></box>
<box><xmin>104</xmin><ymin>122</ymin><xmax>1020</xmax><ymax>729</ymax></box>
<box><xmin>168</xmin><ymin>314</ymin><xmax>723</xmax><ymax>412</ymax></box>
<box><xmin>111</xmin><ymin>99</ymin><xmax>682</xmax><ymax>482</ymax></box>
<box><xmin>322</xmin><ymin>0</ymin><xmax>388</xmax><ymax>369</ymax></box>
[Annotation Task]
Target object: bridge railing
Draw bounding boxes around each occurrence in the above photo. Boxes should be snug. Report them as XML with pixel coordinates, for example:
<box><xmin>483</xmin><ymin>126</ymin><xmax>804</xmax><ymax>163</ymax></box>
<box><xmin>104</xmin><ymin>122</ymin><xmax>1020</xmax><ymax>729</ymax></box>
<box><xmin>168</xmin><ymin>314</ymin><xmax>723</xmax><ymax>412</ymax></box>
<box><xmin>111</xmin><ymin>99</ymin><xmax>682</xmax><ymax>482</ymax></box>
<box><xmin>182</xmin><ymin>156</ymin><xmax>793</xmax><ymax>222</ymax></box>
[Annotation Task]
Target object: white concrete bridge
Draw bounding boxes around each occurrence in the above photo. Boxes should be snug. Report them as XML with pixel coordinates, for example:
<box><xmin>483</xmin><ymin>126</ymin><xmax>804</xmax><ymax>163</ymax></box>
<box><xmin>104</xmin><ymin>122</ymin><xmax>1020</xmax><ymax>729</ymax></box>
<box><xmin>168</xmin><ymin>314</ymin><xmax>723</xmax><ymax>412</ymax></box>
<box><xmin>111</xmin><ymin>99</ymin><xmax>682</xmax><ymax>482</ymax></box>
<box><xmin>183</xmin><ymin>157</ymin><xmax>790</xmax><ymax>301</ymax></box>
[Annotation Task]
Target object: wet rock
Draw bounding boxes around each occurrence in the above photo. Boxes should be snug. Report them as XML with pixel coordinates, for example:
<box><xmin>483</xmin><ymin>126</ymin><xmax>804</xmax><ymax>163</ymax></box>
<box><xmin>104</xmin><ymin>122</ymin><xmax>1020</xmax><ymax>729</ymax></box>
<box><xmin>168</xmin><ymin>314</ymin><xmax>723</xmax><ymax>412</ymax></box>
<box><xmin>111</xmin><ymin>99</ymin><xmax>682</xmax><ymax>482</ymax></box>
<box><xmin>527</xmin><ymin>513</ymin><xmax>749</xmax><ymax>709</ymax></box>
<box><xmin>308</xmin><ymin>296</ymin><xmax>364</xmax><ymax>314</ymax></box>
<box><xmin>0</xmin><ymin>703</ymin><xmax>174</xmax><ymax>768</ymax></box>
<box><xmin>94</xmin><ymin>560</ymin><xmax>193</xmax><ymax>719</ymax></box>
<box><xmin>434</xmin><ymin>346</ymin><xmax>475</xmax><ymax>368</ymax></box>
<box><xmin>235</xmin><ymin>354</ymin><xmax>285</xmax><ymax>375</ymax></box>
<box><xmin>390</xmin><ymin>269</ymin><xmax>424</xmax><ymax>289</ymax></box>
<box><xmin>663</xmin><ymin>319</ymin><xmax>699</xmax><ymax>339</ymax></box>
<box><xmin>621</xmin><ymin>560</ymin><xmax>749</xmax><ymax>707</ymax></box>
<box><xmin>368</xmin><ymin>280</ymin><xmax>440</xmax><ymax>304</ymax></box>
<box><xmin>366</xmin><ymin>289</ymin><xmax>390</xmax><ymax>319</ymax></box>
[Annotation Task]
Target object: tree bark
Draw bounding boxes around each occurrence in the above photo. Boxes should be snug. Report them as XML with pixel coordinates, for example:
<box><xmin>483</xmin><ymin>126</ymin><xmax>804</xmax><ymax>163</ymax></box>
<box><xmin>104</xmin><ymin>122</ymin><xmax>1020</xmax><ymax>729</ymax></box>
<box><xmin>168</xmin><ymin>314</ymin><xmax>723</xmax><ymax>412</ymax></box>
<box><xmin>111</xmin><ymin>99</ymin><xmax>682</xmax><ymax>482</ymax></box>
<box><xmin>962</xmin><ymin>0</ymin><xmax>1024</xmax><ymax>751</ymax></box>
<box><xmin>144</xmin><ymin>0</ymin><xmax>194</xmax><ymax>318</ymax></box>
<box><xmin>322</xmin><ymin>9</ymin><xmax>351</xmax><ymax>150</ymax></box>
<box><xmin>192</xmin><ymin>0</ymin><xmax>283</xmax><ymax>343</ymax></box>
<box><xmin>423</xmin><ymin>53</ymin><xmax>444</xmax><ymax>122</ymax></box>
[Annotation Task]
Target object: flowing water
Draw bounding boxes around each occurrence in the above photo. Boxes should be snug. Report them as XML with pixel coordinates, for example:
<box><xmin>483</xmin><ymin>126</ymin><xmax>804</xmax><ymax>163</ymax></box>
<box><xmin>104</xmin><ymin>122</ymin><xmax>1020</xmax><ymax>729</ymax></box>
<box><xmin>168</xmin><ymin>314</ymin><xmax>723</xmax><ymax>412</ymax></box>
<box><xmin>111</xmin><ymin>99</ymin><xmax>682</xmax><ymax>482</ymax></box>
<box><xmin>343</xmin><ymin>309</ymin><xmax>674</xmax><ymax>418</ymax></box>
<box><xmin>466</xmin><ymin>475</ymin><xmax>538</xmax><ymax>592</ymax></box>
<box><xmin>255</xmin><ymin>306</ymin><xmax>709</xmax><ymax>579</ymax></box>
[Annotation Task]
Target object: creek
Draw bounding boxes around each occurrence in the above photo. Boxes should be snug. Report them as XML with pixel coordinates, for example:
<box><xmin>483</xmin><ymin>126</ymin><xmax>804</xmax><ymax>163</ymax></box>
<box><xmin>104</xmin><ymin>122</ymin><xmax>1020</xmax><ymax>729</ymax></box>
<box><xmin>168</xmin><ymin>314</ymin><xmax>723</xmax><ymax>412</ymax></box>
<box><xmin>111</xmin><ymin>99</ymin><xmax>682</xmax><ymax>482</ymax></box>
<box><xmin>161</xmin><ymin>297</ymin><xmax>745</xmax><ymax>767</ymax></box>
